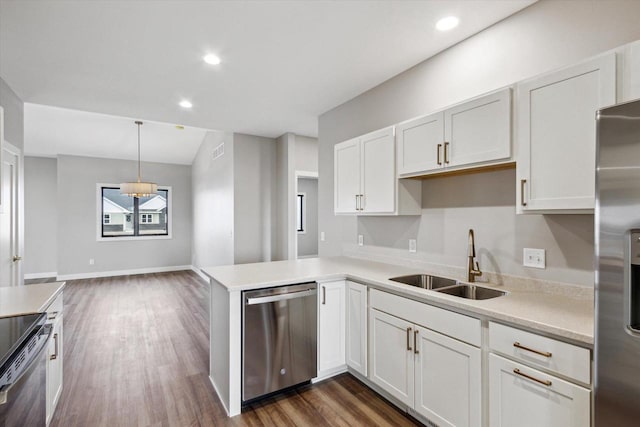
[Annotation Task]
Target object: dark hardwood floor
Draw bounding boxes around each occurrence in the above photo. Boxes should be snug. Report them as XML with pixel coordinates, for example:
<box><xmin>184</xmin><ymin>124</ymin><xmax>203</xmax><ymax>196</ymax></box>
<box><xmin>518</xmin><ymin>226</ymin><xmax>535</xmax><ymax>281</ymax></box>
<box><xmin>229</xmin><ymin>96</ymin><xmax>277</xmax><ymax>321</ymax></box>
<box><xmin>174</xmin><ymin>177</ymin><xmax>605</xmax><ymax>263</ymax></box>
<box><xmin>51</xmin><ymin>271</ymin><xmax>421</xmax><ymax>427</ymax></box>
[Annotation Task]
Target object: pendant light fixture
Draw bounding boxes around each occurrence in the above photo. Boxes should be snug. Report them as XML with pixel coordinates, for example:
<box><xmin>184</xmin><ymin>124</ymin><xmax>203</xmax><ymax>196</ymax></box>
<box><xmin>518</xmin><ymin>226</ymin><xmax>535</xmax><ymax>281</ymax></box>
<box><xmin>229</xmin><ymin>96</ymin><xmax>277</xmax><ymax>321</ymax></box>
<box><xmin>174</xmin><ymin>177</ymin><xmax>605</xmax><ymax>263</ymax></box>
<box><xmin>120</xmin><ymin>121</ymin><xmax>157</xmax><ymax>198</ymax></box>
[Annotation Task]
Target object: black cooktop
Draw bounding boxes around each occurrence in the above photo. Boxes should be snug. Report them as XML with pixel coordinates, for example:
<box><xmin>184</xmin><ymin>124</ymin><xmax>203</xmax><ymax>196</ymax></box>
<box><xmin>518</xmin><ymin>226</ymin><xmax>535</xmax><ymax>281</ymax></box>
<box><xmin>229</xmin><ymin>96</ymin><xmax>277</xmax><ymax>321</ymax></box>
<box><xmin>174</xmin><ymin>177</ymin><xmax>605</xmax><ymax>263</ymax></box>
<box><xmin>0</xmin><ymin>313</ymin><xmax>47</xmax><ymax>371</ymax></box>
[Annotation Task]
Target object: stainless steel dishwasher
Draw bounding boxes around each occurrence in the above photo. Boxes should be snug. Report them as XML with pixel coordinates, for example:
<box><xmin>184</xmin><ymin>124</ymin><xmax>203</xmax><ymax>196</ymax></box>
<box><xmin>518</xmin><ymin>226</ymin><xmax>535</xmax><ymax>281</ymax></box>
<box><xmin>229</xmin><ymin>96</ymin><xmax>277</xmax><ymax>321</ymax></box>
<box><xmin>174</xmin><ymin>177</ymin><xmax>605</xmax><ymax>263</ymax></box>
<box><xmin>242</xmin><ymin>282</ymin><xmax>317</xmax><ymax>402</ymax></box>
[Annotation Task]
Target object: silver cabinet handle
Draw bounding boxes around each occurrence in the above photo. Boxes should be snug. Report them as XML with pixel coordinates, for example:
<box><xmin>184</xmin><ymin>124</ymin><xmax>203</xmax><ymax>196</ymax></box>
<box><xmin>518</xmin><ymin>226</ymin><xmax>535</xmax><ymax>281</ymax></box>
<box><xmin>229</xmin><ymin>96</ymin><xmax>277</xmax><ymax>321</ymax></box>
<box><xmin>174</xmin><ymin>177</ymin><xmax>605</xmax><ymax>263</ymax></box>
<box><xmin>50</xmin><ymin>333</ymin><xmax>59</xmax><ymax>360</ymax></box>
<box><xmin>246</xmin><ymin>288</ymin><xmax>317</xmax><ymax>305</ymax></box>
<box><xmin>414</xmin><ymin>329</ymin><xmax>419</xmax><ymax>354</ymax></box>
<box><xmin>406</xmin><ymin>327</ymin><xmax>412</xmax><ymax>351</ymax></box>
<box><xmin>360</xmin><ymin>194</ymin><xmax>365</xmax><ymax>211</ymax></box>
<box><xmin>322</xmin><ymin>286</ymin><xmax>326</xmax><ymax>305</ymax></box>
<box><xmin>520</xmin><ymin>179</ymin><xmax>527</xmax><ymax>206</ymax></box>
<box><xmin>513</xmin><ymin>341</ymin><xmax>552</xmax><ymax>358</ymax></box>
<box><xmin>437</xmin><ymin>144</ymin><xmax>442</xmax><ymax>165</ymax></box>
<box><xmin>355</xmin><ymin>195</ymin><xmax>359</xmax><ymax>211</ymax></box>
<box><xmin>12</xmin><ymin>255</ymin><xmax>21</xmax><ymax>262</ymax></box>
<box><xmin>513</xmin><ymin>368</ymin><xmax>552</xmax><ymax>387</ymax></box>
<box><xmin>444</xmin><ymin>142</ymin><xmax>450</xmax><ymax>164</ymax></box>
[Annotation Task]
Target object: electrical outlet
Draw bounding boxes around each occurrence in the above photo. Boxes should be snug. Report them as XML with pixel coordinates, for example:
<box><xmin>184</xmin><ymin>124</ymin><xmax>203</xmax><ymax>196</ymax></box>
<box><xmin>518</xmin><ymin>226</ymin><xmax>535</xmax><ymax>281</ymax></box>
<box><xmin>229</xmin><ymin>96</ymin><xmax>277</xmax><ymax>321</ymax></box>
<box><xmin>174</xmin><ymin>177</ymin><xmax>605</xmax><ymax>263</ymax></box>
<box><xmin>409</xmin><ymin>239</ymin><xmax>417</xmax><ymax>253</ymax></box>
<box><xmin>358</xmin><ymin>235</ymin><xmax>364</xmax><ymax>246</ymax></box>
<box><xmin>89</xmin><ymin>258</ymin><xmax>95</xmax><ymax>265</ymax></box>
<box><xmin>320</xmin><ymin>231</ymin><xmax>325</xmax><ymax>242</ymax></box>
<box><xmin>523</xmin><ymin>248</ymin><xmax>545</xmax><ymax>269</ymax></box>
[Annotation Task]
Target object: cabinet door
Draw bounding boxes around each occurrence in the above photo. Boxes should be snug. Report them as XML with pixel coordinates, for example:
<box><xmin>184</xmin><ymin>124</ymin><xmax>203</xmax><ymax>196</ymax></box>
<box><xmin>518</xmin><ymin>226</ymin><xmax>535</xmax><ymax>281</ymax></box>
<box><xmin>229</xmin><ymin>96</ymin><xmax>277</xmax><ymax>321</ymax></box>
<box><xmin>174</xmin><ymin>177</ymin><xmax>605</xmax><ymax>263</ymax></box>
<box><xmin>445</xmin><ymin>88</ymin><xmax>511</xmax><ymax>168</ymax></box>
<box><xmin>414</xmin><ymin>327</ymin><xmax>481</xmax><ymax>427</ymax></box>
<box><xmin>489</xmin><ymin>354</ymin><xmax>590</xmax><ymax>427</ymax></box>
<box><xmin>318</xmin><ymin>281</ymin><xmax>345</xmax><ymax>376</ymax></box>
<box><xmin>517</xmin><ymin>53</ymin><xmax>616</xmax><ymax>212</ymax></box>
<box><xmin>346</xmin><ymin>281</ymin><xmax>367</xmax><ymax>376</ymax></box>
<box><xmin>46</xmin><ymin>316</ymin><xmax>63</xmax><ymax>425</ymax></box>
<box><xmin>360</xmin><ymin>126</ymin><xmax>396</xmax><ymax>213</ymax></box>
<box><xmin>369</xmin><ymin>309</ymin><xmax>414</xmax><ymax>407</ymax></box>
<box><xmin>396</xmin><ymin>112</ymin><xmax>444</xmax><ymax>176</ymax></box>
<box><xmin>334</xmin><ymin>138</ymin><xmax>360</xmax><ymax>214</ymax></box>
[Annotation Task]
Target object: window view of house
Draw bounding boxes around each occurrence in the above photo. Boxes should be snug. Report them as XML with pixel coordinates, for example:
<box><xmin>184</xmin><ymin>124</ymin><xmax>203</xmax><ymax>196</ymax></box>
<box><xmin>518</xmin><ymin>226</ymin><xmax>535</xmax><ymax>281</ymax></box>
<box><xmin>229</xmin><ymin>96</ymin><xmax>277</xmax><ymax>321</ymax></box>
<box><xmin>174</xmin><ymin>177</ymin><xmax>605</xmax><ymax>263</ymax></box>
<box><xmin>101</xmin><ymin>187</ymin><xmax>169</xmax><ymax>237</ymax></box>
<box><xmin>297</xmin><ymin>193</ymin><xmax>305</xmax><ymax>233</ymax></box>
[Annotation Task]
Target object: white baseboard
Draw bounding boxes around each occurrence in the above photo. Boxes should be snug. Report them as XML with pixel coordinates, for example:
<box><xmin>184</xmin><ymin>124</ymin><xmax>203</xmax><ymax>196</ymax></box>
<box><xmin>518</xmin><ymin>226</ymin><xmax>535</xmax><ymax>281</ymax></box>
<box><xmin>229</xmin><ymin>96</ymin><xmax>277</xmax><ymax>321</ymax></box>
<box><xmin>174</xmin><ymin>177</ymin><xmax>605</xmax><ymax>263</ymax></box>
<box><xmin>190</xmin><ymin>265</ymin><xmax>210</xmax><ymax>283</ymax></box>
<box><xmin>56</xmin><ymin>265</ymin><xmax>192</xmax><ymax>281</ymax></box>
<box><xmin>24</xmin><ymin>272</ymin><xmax>58</xmax><ymax>280</ymax></box>
<box><xmin>209</xmin><ymin>375</ymin><xmax>232</xmax><ymax>417</ymax></box>
<box><xmin>297</xmin><ymin>254</ymin><xmax>319</xmax><ymax>259</ymax></box>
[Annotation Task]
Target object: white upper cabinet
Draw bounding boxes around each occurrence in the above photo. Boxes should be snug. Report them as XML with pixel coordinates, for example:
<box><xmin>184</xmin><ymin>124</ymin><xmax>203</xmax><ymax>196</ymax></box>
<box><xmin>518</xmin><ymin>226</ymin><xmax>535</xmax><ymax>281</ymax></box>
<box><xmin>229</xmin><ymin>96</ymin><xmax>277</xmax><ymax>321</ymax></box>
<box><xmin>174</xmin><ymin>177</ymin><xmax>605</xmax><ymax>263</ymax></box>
<box><xmin>334</xmin><ymin>138</ymin><xmax>360</xmax><ymax>214</ymax></box>
<box><xmin>517</xmin><ymin>52</ymin><xmax>616</xmax><ymax>213</ymax></box>
<box><xmin>397</xmin><ymin>112</ymin><xmax>445</xmax><ymax>175</ymax></box>
<box><xmin>360</xmin><ymin>127</ymin><xmax>396</xmax><ymax>213</ymax></box>
<box><xmin>397</xmin><ymin>88</ymin><xmax>512</xmax><ymax>178</ymax></box>
<box><xmin>445</xmin><ymin>88</ymin><xmax>511</xmax><ymax>168</ymax></box>
<box><xmin>334</xmin><ymin>126</ymin><xmax>421</xmax><ymax>216</ymax></box>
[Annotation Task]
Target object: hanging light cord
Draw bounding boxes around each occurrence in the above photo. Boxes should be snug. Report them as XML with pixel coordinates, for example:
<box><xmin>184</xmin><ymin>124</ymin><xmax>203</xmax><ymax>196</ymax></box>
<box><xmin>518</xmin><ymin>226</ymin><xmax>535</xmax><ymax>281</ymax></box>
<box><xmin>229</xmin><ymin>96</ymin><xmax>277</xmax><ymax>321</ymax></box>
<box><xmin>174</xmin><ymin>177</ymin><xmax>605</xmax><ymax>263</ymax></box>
<box><xmin>136</xmin><ymin>120</ymin><xmax>143</xmax><ymax>183</ymax></box>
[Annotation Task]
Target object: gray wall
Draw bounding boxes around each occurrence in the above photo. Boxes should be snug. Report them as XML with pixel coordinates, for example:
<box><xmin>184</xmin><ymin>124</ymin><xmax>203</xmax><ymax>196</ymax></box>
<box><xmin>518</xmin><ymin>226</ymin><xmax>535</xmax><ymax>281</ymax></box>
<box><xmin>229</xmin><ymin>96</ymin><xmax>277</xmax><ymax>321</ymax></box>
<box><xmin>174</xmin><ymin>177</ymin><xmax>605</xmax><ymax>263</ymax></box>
<box><xmin>297</xmin><ymin>178</ymin><xmax>318</xmax><ymax>257</ymax></box>
<box><xmin>318</xmin><ymin>0</ymin><xmax>640</xmax><ymax>286</ymax></box>
<box><xmin>24</xmin><ymin>156</ymin><xmax>57</xmax><ymax>275</ymax></box>
<box><xmin>0</xmin><ymin>77</ymin><xmax>23</xmax><ymax>150</ymax></box>
<box><xmin>192</xmin><ymin>131</ymin><xmax>235</xmax><ymax>270</ymax></box>
<box><xmin>56</xmin><ymin>155</ymin><xmax>192</xmax><ymax>276</ymax></box>
<box><xmin>233</xmin><ymin>133</ymin><xmax>277</xmax><ymax>264</ymax></box>
<box><xmin>295</xmin><ymin>135</ymin><xmax>318</xmax><ymax>173</ymax></box>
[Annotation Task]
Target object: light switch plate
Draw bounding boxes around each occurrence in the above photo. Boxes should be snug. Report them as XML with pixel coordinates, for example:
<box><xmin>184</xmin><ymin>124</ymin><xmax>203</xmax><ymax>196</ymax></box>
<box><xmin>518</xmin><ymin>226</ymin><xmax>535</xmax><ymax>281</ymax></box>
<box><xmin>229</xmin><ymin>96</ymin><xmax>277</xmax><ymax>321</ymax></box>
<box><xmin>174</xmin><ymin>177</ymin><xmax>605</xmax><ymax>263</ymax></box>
<box><xmin>320</xmin><ymin>231</ymin><xmax>325</xmax><ymax>242</ymax></box>
<box><xmin>523</xmin><ymin>248</ymin><xmax>545</xmax><ymax>269</ymax></box>
<box><xmin>409</xmin><ymin>239</ymin><xmax>417</xmax><ymax>253</ymax></box>
<box><xmin>358</xmin><ymin>235</ymin><xmax>364</xmax><ymax>246</ymax></box>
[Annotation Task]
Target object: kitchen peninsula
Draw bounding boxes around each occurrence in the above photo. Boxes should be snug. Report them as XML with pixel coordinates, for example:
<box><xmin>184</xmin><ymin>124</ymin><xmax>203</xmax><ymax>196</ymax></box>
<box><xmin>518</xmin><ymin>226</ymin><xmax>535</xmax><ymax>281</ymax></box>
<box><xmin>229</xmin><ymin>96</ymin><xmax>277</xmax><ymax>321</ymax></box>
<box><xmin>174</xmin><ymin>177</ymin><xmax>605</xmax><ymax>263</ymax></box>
<box><xmin>203</xmin><ymin>256</ymin><xmax>593</xmax><ymax>424</ymax></box>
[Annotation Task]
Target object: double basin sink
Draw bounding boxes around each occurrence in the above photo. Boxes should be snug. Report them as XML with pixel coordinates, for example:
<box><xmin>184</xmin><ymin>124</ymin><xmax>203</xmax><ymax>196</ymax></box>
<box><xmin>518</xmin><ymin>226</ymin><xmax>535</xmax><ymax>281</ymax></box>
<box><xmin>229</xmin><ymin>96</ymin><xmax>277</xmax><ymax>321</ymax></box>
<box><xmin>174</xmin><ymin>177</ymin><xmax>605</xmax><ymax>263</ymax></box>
<box><xmin>389</xmin><ymin>274</ymin><xmax>506</xmax><ymax>300</ymax></box>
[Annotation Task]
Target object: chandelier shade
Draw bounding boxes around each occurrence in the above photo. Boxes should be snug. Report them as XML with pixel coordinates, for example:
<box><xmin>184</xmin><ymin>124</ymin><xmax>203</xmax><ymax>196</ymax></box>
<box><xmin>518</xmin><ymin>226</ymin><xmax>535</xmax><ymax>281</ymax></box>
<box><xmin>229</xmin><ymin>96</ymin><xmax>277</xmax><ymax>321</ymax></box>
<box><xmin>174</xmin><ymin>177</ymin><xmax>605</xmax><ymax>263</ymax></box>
<box><xmin>120</xmin><ymin>121</ymin><xmax>158</xmax><ymax>198</ymax></box>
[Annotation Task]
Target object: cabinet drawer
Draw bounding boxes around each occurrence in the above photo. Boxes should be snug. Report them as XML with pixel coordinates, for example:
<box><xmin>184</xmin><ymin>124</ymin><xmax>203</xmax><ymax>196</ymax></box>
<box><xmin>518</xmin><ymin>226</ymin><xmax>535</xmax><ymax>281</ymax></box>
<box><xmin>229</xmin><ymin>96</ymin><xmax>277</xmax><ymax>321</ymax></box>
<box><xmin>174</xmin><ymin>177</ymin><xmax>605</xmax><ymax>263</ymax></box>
<box><xmin>489</xmin><ymin>353</ymin><xmax>590</xmax><ymax>427</ymax></box>
<box><xmin>46</xmin><ymin>292</ymin><xmax>63</xmax><ymax>320</ymax></box>
<box><xmin>489</xmin><ymin>322</ymin><xmax>590</xmax><ymax>384</ymax></box>
<box><xmin>370</xmin><ymin>289</ymin><xmax>481</xmax><ymax>346</ymax></box>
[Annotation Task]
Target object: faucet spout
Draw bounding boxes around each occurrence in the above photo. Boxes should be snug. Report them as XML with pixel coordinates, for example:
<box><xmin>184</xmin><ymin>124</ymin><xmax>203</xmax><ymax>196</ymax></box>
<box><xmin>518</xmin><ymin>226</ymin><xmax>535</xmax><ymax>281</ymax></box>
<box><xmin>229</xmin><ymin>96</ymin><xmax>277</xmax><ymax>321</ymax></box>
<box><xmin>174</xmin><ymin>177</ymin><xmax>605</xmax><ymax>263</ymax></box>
<box><xmin>467</xmin><ymin>229</ymin><xmax>482</xmax><ymax>282</ymax></box>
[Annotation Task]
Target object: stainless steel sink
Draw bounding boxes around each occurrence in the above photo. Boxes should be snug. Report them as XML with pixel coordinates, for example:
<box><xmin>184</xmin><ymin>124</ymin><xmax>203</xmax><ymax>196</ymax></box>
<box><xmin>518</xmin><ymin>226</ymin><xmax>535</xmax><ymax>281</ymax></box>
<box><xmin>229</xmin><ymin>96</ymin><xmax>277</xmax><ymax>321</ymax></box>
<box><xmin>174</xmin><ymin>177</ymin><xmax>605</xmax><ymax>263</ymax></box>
<box><xmin>389</xmin><ymin>274</ymin><xmax>458</xmax><ymax>290</ymax></box>
<box><xmin>436</xmin><ymin>284</ymin><xmax>506</xmax><ymax>300</ymax></box>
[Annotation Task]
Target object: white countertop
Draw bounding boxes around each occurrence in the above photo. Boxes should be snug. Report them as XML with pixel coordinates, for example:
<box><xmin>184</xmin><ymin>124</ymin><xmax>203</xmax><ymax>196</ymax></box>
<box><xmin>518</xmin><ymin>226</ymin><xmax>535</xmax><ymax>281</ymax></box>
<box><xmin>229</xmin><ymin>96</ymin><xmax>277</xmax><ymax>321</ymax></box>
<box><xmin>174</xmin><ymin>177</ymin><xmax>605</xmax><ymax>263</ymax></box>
<box><xmin>0</xmin><ymin>282</ymin><xmax>66</xmax><ymax>318</ymax></box>
<box><xmin>203</xmin><ymin>256</ymin><xmax>594</xmax><ymax>346</ymax></box>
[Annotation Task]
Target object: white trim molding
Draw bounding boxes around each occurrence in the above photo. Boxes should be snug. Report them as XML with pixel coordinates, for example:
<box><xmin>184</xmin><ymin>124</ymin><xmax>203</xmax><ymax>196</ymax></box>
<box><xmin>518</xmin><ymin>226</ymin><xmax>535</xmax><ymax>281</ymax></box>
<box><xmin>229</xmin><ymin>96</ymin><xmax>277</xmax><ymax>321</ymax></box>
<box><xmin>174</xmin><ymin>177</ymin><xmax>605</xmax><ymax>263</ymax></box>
<box><xmin>57</xmin><ymin>265</ymin><xmax>191</xmax><ymax>281</ymax></box>
<box><xmin>24</xmin><ymin>272</ymin><xmax>58</xmax><ymax>280</ymax></box>
<box><xmin>191</xmin><ymin>266</ymin><xmax>210</xmax><ymax>283</ymax></box>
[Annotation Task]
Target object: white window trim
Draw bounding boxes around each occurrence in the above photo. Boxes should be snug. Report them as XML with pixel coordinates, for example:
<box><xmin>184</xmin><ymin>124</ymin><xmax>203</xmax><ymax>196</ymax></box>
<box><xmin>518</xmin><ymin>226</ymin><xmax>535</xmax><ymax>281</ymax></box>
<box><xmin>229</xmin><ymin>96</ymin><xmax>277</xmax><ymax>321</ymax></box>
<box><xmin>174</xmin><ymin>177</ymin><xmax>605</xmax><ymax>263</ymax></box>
<box><xmin>96</xmin><ymin>183</ymin><xmax>173</xmax><ymax>242</ymax></box>
<box><xmin>297</xmin><ymin>192</ymin><xmax>306</xmax><ymax>235</ymax></box>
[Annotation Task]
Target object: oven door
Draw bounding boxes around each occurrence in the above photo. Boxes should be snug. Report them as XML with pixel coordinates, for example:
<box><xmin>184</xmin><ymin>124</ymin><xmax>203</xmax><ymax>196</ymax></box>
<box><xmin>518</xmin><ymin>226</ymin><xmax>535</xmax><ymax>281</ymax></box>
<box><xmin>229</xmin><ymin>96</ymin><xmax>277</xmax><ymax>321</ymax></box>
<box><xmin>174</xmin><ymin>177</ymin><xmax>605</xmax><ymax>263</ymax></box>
<box><xmin>0</xmin><ymin>325</ymin><xmax>51</xmax><ymax>427</ymax></box>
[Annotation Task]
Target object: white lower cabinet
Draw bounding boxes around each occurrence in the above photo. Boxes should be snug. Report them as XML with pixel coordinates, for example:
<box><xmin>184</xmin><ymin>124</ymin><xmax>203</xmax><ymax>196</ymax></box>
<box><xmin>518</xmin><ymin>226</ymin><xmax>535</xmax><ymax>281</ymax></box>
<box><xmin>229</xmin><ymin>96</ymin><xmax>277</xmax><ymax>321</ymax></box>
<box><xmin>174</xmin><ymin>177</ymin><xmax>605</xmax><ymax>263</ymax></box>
<box><xmin>345</xmin><ymin>281</ymin><xmax>367</xmax><ymax>377</ymax></box>
<box><xmin>317</xmin><ymin>280</ymin><xmax>346</xmax><ymax>378</ymax></box>
<box><xmin>46</xmin><ymin>294</ymin><xmax>64</xmax><ymax>426</ymax></box>
<box><xmin>414</xmin><ymin>326</ymin><xmax>481</xmax><ymax>427</ymax></box>
<box><xmin>369</xmin><ymin>305</ymin><xmax>481</xmax><ymax>427</ymax></box>
<box><xmin>489</xmin><ymin>354</ymin><xmax>590</xmax><ymax>427</ymax></box>
<box><xmin>369</xmin><ymin>309</ymin><xmax>414</xmax><ymax>406</ymax></box>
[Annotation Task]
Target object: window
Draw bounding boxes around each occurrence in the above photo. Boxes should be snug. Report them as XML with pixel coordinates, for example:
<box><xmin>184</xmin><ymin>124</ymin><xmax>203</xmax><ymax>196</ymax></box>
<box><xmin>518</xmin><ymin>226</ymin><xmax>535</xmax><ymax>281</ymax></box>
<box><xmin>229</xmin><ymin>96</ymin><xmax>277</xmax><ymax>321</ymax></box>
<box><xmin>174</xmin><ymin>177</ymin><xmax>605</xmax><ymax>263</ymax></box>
<box><xmin>297</xmin><ymin>193</ymin><xmax>305</xmax><ymax>233</ymax></box>
<box><xmin>99</xmin><ymin>186</ymin><xmax>170</xmax><ymax>238</ymax></box>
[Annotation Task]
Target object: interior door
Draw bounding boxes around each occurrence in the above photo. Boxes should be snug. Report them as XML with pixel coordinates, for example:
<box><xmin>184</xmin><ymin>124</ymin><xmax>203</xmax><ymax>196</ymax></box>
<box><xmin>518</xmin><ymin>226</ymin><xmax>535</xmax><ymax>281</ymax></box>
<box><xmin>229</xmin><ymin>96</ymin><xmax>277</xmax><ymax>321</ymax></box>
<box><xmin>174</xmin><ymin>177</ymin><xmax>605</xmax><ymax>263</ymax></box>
<box><xmin>0</xmin><ymin>144</ymin><xmax>20</xmax><ymax>287</ymax></box>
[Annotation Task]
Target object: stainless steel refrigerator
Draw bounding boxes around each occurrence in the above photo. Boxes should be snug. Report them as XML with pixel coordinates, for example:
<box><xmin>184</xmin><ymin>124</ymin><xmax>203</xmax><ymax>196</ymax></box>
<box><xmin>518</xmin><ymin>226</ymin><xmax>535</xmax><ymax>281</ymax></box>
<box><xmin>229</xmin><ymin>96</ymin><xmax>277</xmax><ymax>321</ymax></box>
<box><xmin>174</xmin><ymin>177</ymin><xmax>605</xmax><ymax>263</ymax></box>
<box><xmin>595</xmin><ymin>98</ymin><xmax>640</xmax><ymax>426</ymax></box>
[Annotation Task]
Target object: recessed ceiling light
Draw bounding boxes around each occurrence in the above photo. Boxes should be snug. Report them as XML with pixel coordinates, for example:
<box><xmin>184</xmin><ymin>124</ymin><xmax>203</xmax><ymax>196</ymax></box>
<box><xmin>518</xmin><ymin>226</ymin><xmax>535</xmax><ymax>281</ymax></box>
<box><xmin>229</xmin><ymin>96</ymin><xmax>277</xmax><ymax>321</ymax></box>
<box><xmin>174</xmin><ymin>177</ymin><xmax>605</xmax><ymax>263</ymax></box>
<box><xmin>436</xmin><ymin>16</ymin><xmax>459</xmax><ymax>31</ymax></box>
<box><xmin>203</xmin><ymin>54</ymin><xmax>221</xmax><ymax>65</ymax></box>
<box><xmin>179</xmin><ymin>100</ymin><xmax>192</xmax><ymax>109</ymax></box>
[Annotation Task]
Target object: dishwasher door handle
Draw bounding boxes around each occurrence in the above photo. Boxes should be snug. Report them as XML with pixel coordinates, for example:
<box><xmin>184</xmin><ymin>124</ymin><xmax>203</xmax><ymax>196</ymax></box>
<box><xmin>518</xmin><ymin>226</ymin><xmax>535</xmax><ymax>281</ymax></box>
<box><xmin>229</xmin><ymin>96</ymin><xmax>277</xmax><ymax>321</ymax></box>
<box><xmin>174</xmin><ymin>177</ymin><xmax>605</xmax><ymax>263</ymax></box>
<box><xmin>246</xmin><ymin>288</ymin><xmax>317</xmax><ymax>305</ymax></box>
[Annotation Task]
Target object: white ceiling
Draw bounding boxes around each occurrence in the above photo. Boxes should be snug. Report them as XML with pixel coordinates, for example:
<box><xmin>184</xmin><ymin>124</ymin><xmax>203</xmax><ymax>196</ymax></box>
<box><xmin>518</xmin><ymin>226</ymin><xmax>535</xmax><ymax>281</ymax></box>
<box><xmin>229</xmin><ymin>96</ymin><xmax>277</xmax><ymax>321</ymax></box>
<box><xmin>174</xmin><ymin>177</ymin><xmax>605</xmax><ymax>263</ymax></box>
<box><xmin>1</xmin><ymin>0</ymin><xmax>535</xmax><ymax>161</ymax></box>
<box><xmin>24</xmin><ymin>104</ymin><xmax>209</xmax><ymax>165</ymax></box>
